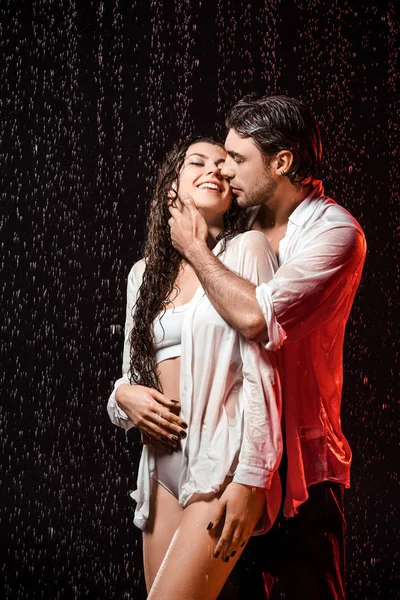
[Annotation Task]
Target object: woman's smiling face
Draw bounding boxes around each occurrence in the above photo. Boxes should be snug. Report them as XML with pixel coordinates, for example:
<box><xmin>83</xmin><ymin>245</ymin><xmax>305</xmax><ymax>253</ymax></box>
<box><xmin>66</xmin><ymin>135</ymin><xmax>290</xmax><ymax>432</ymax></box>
<box><xmin>177</xmin><ymin>142</ymin><xmax>233</xmax><ymax>221</ymax></box>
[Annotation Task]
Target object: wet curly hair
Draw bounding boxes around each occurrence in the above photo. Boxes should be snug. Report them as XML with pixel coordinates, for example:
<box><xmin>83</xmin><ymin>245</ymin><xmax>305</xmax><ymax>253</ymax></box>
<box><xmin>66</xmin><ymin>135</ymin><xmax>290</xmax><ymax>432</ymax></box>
<box><xmin>129</xmin><ymin>135</ymin><xmax>247</xmax><ymax>391</ymax></box>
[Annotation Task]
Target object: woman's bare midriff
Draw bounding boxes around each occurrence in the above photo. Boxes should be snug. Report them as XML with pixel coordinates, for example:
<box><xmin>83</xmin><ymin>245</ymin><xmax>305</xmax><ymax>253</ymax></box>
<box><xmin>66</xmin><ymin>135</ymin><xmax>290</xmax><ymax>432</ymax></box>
<box><xmin>157</xmin><ymin>263</ymin><xmax>198</xmax><ymax>425</ymax></box>
<box><xmin>157</xmin><ymin>356</ymin><xmax>181</xmax><ymax>403</ymax></box>
<box><xmin>154</xmin><ymin>356</ymin><xmax>184</xmax><ymax>482</ymax></box>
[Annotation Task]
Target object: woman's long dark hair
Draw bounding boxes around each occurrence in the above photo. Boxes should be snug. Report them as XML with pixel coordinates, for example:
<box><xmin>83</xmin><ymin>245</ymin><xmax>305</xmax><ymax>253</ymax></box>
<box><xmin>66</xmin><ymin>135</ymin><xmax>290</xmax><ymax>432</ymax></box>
<box><xmin>129</xmin><ymin>136</ymin><xmax>247</xmax><ymax>390</ymax></box>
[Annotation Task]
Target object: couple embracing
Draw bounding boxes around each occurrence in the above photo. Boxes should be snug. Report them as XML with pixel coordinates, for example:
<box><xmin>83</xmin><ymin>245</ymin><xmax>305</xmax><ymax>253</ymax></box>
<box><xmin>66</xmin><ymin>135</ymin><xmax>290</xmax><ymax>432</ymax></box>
<box><xmin>108</xmin><ymin>94</ymin><xmax>366</xmax><ymax>599</ymax></box>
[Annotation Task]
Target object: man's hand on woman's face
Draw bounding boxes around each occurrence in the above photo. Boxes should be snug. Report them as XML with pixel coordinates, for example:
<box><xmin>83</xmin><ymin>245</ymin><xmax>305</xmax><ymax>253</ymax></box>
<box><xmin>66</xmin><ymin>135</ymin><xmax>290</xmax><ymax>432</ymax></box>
<box><xmin>115</xmin><ymin>384</ymin><xmax>188</xmax><ymax>451</ymax></box>
<box><xmin>168</xmin><ymin>195</ymin><xmax>209</xmax><ymax>259</ymax></box>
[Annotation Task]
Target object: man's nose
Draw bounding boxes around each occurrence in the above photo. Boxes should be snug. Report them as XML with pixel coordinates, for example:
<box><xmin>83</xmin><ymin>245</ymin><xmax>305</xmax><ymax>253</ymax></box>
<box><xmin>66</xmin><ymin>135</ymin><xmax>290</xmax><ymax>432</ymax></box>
<box><xmin>220</xmin><ymin>159</ymin><xmax>235</xmax><ymax>180</ymax></box>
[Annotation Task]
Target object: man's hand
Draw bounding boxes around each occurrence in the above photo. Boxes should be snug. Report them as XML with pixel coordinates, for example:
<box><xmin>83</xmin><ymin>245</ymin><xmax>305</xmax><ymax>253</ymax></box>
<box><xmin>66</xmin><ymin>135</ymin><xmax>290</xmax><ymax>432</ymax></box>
<box><xmin>207</xmin><ymin>482</ymin><xmax>266</xmax><ymax>561</ymax></box>
<box><xmin>168</xmin><ymin>195</ymin><xmax>209</xmax><ymax>260</ymax></box>
<box><xmin>115</xmin><ymin>384</ymin><xmax>188</xmax><ymax>451</ymax></box>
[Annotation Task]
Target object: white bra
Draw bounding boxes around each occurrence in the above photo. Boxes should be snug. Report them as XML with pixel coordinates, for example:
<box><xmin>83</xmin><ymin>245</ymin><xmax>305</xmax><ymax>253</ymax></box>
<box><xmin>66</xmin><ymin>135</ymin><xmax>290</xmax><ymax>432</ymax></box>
<box><xmin>153</xmin><ymin>303</ymin><xmax>188</xmax><ymax>364</ymax></box>
<box><xmin>153</xmin><ymin>287</ymin><xmax>202</xmax><ymax>364</ymax></box>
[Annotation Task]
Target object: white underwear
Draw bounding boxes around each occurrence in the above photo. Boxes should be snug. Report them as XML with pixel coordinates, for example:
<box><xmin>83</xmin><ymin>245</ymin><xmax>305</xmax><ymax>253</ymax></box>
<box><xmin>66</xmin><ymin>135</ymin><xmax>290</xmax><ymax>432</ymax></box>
<box><xmin>153</xmin><ymin>444</ymin><xmax>183</xmax><ymax>499</ymax></box>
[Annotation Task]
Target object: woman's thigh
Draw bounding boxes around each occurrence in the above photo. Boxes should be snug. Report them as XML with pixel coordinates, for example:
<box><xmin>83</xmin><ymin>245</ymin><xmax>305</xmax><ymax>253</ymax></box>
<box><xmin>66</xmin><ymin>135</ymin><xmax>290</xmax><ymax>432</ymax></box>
<box><xmin>147</xmin><ymin>495</ymin><xmax>248</xmax><ymax>600</ymax></box>
<box><xmin>143</xmin><ymin>480</ymin><xmax>184</xmax><ymax>592</ymax></box>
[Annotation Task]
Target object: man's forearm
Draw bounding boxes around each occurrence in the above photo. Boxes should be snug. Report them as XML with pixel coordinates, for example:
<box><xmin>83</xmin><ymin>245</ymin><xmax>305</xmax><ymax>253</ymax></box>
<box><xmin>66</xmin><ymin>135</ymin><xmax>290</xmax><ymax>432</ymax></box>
<box><xmin>186</xmin><ymin>240</ymin><xmax>265</xmax><ymax>340</ymax></box>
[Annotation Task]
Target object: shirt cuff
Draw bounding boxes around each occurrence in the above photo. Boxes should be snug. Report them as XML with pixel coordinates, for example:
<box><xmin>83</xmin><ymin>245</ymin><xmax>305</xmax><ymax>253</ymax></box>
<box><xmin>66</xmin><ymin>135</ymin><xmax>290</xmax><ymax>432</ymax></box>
<box><xmin>255</xmin><ymin>283</ymin><xmax>287</xmax><ymax>351</ymax></box>
<box><xmin>233</xmin><ymin>464</ymin><xmax>273</xmax><ymax>490</ymax></box>
<box><xmin>107</xmin><ymin>374</ymin><xmax>134</xmax><ymax>430</ymax></box>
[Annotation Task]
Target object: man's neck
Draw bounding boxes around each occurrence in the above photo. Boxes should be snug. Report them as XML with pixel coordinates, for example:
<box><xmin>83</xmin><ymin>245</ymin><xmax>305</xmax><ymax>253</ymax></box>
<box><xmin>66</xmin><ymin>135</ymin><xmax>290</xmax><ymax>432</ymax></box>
<box><xmin>255</xmin><ymin>183</ymin><xmax>312</xmax><ymax>231</ymax></box>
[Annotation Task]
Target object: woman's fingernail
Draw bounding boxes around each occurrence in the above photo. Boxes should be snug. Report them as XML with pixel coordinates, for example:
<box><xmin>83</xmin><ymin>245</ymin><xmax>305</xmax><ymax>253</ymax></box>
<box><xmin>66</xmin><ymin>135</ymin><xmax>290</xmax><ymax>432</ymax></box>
<box><xmin>181</xmin><ymin>422</ymin><xmax>188</xmax><ymax>429</ymax></box>
<box><xmin>213</xmin><ymin>551</ymin><xmax>220</xmax><ymax>559</ymax></box>
<box><xmin>172</xmin><ymin>436</ymin><xmax>179</xmax><ymax>442</ymax></box>
<box><xmin>180</xmin><ymin>430</ymin><xmax>187</xmax><ymax>438</ymax></box>
<box><xmin>207</xmin><ymin>522</ymin><xmax>213</xmax><ymax>530</ymax></box>
<box><xmin>240</xmin><ymin>541</ymin><xmax>246</xmax><ymax>547</ymax></box>
<box><xmin>224</xmin><ymin>557</ymin><xmax>229</xmax><ymax>563</ymax></box>
<box><xmin>230</xmin><ymin>551</ymin><xmax>236</xmax><ymax>557</ymax></box>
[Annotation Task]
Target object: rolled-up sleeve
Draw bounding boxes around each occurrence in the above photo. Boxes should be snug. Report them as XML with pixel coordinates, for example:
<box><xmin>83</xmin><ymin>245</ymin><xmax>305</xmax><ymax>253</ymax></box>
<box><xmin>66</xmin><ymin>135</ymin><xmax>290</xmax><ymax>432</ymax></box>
<box><xmin>256</xmin><ymin>224</ymin><xmax>366</xmax><ymax>345</ymax></box>
<box><xmin>107</xmin><ymin>261</ymin><xmax>144</xmax><ymax>430</ymax></box>
<box><xmin>255</xmin><ymin>286</ymin><xmax>287</xmax><ymax>351</ymax></box>
<box><xmin>107</xmin><ymin>374</ymin><xmax>134</xmax><ymax>430</ymax></box>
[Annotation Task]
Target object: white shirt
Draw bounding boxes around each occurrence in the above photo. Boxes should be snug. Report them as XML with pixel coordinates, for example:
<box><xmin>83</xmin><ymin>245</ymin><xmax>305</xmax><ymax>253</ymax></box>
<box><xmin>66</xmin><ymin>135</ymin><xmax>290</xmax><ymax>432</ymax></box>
<box><xmin>107</xmin><ymin>231</ymin><xmax>283</xmax><ymax>532</ymax></box>
<box><xmin>252</xmin><ymin>181</ymin><xmax>367</xmax><ymax>517</ymax></box>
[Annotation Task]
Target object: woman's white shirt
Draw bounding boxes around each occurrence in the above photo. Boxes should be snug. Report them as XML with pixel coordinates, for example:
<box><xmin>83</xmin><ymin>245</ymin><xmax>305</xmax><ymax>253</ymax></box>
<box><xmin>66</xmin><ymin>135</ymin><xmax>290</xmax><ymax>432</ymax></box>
<box><xmin>107</xmin><ymin>231</ymin><xmax>283</xmax><ymax>532</ymax></box>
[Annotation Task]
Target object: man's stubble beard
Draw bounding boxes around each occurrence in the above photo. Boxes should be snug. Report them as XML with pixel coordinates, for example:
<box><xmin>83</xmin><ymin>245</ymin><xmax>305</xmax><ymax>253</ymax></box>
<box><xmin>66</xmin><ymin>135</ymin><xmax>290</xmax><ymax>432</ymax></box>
<box><xmin>239</xmin><ymin>175</ymin><xmax>278</xmax><ymax>209</ymax></box>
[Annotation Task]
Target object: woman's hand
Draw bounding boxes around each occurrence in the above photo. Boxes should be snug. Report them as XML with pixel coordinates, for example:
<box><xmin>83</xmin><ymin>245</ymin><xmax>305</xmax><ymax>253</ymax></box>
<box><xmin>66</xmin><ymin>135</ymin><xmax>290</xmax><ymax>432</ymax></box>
<box><xmin>207</xmin><ymin>482</ymin><xmax>266</xmax><ymax>561</ymax></box>
<box><xmin>115</xmin><ymin>384</ymin><xmax>188</xmax><ymax>451</ymax></box>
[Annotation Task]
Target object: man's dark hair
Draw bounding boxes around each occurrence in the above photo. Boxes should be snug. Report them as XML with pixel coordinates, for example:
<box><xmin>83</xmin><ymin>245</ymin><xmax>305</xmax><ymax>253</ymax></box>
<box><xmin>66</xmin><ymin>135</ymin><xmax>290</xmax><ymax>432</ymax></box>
<box><xmin>226</xmin><ymin>94</ymin><xmax>322</xmax><ymax>186</ymax></box>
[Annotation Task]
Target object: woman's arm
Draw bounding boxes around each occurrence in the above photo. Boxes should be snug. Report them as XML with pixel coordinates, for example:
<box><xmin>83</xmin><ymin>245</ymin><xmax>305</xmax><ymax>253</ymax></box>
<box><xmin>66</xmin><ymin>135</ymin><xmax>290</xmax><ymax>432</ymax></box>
<box><xmin>107</xmin><ymin>262</ymin><xmax>188</xmax><ymax>449</ymax></box>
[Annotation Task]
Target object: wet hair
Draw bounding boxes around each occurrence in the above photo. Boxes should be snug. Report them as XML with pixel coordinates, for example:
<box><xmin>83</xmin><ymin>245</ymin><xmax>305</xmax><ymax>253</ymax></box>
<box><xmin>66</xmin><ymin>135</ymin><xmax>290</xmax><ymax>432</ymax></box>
<box><xmin>129</xmin><ymin>135</ymin><xmax>247</xmax><ymax>390</ymax></box>
<box><xmin>226</xmin><ymin>94</ymin><xmax>322</xmax><ymax>185</ymax></box>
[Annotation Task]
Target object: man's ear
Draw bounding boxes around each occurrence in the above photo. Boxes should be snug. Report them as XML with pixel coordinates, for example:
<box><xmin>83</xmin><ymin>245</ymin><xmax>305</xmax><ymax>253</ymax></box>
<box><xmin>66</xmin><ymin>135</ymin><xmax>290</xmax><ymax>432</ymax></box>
<box><xmin>272</xmin><ymin>150</ymin><xmax>293</xmax><ymax>176</ymax></box>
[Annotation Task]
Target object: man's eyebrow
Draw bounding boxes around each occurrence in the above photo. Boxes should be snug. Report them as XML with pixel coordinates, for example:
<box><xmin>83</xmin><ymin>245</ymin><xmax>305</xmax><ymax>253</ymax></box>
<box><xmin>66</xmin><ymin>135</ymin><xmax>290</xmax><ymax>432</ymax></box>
<box><xmin>226</xmin><ymin>150</ymin><xmax>246</xmax><ymax>160</ymax></box>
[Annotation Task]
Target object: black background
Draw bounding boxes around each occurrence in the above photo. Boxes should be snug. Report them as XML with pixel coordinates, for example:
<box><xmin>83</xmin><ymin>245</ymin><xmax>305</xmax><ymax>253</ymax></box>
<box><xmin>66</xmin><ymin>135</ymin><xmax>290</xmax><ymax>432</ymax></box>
<box><xmin>1</xmin><ymin>1</ymin><xmax>398</xmax><ymax>598</ymax></box>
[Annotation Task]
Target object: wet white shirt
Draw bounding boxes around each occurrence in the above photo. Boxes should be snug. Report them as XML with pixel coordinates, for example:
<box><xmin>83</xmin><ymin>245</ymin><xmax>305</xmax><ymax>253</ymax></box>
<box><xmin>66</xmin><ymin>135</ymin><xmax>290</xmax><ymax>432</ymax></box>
<box><xmin>251</xmin><ymin>181</ymin><xmax>367</xmax><ymax>517</ymax></box>
<box><xmin>107</xmin><ymin>231</ymin><xmax>283</xmax><ymax>532</ymax></box>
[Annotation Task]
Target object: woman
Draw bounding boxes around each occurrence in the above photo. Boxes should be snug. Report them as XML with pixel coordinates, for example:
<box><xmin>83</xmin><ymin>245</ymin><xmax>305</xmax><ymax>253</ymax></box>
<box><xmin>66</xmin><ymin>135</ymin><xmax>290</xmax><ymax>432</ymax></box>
<box><xmin>107</xmin><ymin>136</ymin><xmax>282</xmax><ymax>599</ymax></box>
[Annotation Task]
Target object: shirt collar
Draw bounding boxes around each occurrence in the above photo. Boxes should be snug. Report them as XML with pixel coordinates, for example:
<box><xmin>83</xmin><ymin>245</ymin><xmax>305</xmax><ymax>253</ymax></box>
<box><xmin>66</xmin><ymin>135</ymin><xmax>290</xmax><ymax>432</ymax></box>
<box><xmin>288</xmin><ymin>180</ymin><xmax>325</xmax><ymax>227</ymax></box>
<box><xmin>246</xmin><ymin>180</ymin><xmax>326</xmax><ymax>229</ymax></box>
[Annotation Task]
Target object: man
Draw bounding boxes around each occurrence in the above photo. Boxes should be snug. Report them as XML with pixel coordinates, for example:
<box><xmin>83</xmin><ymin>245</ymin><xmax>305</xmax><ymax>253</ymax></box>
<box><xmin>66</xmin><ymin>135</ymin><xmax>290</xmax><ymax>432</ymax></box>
<box><xmin>168</xmin><ymin>94</ymin><xmax>366</xmax><ymax>599</ymax></box>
